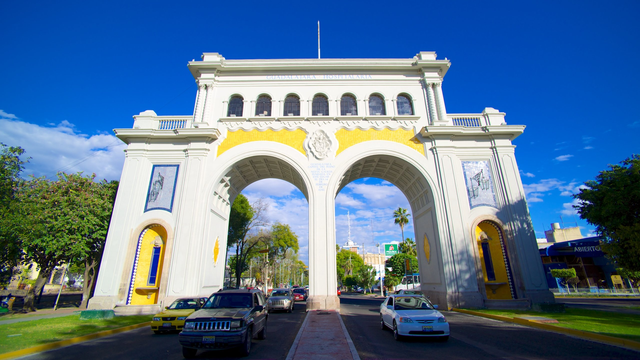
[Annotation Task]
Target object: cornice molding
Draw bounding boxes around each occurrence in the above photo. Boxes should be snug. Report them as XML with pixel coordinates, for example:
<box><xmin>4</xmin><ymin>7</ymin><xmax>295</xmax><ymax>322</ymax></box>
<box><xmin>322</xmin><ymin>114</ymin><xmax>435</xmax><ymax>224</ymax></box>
<box><xmin>114</xmin><ymin>128</ymin><xmax>220</xmax><ymax>144</ymax></box>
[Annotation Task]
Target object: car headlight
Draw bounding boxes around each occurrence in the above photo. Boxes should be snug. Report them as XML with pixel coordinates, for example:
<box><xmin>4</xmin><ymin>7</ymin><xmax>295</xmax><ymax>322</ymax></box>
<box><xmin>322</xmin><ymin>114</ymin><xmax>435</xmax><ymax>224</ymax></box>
<box><xmin>399</xmin><ymin>317</ymin><xmax>414</xmax><ymax>323</ymax></box>
<box><xmin>267</xmin><ymin>299</ymin><xmax>273</xmax><ymax>304</ymax></box>
<box><xmin>438</xmin><ymin>316</ymin><xmax>447</xmax><ymax>323</ymax></box>
<box><xmin>153</xmin><ymin>317</ymin><xmax>161</xmax><ymax>321</ymax></box>
<box><xmin>230</xmin><ymin>320</ymin><xmax>242</xmax><ymax>328</ymax></box>
<box><xmin>177</xmin><ymin>316</ymin><xmax>187</xmax><ymax>320</ymax></box>
<box><xmin>183</xmin><ymin>321</ymin><xmax>195</xmax><ymax>330</ymax></box>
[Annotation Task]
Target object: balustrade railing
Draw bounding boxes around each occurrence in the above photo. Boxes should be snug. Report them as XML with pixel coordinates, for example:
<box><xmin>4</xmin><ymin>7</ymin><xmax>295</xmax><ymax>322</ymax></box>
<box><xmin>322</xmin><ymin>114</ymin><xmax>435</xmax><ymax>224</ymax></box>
<box><xmin>157</xmin><ymin>118</ymin><xmax>191</xmax><ymax>130</ymax></box>
<box><xmin>449</xmin><ymin>114</ymin><xmax>483</xmax><ymax>127</ymax></box>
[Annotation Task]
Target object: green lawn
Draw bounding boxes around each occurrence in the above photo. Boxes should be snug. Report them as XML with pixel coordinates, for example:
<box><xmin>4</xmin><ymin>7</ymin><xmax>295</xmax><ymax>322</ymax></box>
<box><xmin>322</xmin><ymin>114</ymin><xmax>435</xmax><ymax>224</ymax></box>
<box><xmin>467</xmin><ymin>308</ymin><xmax>640</xmax><ymax>342</ymax></box>
<box><xmin>0</xmin><ymin>314</ymin><xmax>151</xmax><ymax>355</ymax></box>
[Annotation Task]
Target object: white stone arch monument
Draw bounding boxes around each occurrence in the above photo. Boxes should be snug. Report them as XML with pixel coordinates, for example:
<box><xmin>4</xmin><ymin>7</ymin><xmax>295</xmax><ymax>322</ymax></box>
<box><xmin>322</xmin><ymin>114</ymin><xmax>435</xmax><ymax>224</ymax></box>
<box><xmin>88</xmin><ymin>52</ymin><xmax>553</xmax><ymax>313</ymax></box>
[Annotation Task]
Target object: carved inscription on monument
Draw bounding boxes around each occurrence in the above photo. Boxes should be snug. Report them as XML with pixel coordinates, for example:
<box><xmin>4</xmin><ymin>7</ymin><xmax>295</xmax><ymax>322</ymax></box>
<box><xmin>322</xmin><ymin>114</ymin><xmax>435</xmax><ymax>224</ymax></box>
<box><xmin>309</xmin><ymin>163</ymin><xmax>335</xmax><ymax>192</ymax></box>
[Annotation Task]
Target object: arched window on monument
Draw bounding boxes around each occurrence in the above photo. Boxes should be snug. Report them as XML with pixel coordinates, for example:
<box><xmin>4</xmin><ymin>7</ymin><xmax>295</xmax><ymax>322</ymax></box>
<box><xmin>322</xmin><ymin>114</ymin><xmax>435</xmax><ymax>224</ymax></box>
<box><xmin>255</xmin><ymin>95</ymin><xmax>272</xmax><ymax>116</ymax></box>
<box><xmin>340</xmin><ymin>94</ymin><xmax>357</xmax><ymax>116</ymax></box>
<box><xmin>397</xmin><ymin>94</ymin><xmax>414</xmax><ymax>115</ymax></box>
<box><xmin>284</xmin><ymin>95</ymin><xmax>300</xmax><ymax>116</ymax></box>
<box><xmin>312</xmin><ymin>94</ymin><xmax>329</xmax><ymax>116</ymax></box>
<box><xmin>228</xmin><ymin>95</ymin><xmax>244</xmax><ymax>117</ymax></box>
<box><xmin>369</xmin><ymin>94</ymin><xmax>386</xmax><ymax>115</ymax></box>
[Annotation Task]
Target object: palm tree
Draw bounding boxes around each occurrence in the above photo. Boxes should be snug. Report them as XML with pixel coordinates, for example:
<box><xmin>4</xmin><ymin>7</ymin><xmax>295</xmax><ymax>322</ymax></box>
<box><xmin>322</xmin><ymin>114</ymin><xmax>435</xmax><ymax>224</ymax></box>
<box><xmin>393</xmin><ymin>208</ymin><xmax>411</xmax><ymax>247</ymax></box>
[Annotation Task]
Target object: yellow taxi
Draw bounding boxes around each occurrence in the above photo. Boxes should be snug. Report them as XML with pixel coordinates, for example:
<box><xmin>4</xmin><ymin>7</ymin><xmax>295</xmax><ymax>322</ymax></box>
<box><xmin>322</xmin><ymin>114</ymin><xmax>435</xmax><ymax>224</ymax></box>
<box><xmin>151</xmin><ymin>297</ymin><xmax>204</xmax><ymax>334</ymax></box>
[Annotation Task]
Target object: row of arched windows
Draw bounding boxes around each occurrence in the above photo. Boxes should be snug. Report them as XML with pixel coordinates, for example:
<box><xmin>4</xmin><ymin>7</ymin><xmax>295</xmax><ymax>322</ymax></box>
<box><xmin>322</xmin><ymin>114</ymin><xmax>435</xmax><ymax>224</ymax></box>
<box><xmin>226</xmin><ymin>94</ymin><xmax>415</xmax><ymax>117</ymax></box>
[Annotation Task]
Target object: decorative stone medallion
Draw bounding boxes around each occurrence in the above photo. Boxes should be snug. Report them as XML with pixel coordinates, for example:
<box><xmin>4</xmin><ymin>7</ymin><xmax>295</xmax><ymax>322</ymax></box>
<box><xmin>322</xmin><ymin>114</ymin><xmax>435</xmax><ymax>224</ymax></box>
<box><xmin>308</xmin><ymin>129</ymin><xmax>332</xmax><ymax>160</ymax></box>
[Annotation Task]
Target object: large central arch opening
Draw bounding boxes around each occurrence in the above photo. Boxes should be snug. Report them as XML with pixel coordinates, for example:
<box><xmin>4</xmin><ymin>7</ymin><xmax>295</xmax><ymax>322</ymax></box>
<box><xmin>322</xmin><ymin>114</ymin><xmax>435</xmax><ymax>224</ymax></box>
<box><xmin>210</xmin><ymin>155</ymin><xmax>310</xmax><ymax>299</ymax></box>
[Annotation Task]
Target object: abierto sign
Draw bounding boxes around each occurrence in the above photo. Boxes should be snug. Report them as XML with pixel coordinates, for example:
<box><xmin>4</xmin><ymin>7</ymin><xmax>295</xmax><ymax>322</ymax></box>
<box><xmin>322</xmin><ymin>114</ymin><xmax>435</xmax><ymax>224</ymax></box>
<box><xmin>384</xmin><ymin>243</ymin><xmax>399</xmax><ymax>257</ymax></box>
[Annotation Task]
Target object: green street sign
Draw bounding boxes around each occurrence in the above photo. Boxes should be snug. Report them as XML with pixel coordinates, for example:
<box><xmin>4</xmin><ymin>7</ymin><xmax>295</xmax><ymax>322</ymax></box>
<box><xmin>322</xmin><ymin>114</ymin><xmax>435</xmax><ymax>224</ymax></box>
<box><xmin>384</xmin><ymin>243</ymin><xmax>399</xmax><ymax>257</ymax></box>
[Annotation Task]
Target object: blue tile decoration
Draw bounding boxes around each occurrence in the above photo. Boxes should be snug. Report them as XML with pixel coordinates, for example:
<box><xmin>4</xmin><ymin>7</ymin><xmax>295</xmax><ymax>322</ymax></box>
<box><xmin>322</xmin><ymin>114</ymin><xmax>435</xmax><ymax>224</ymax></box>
<box><xmin>144</xmin><ymin>164</ymin><xmax>179</xmax><ymax>212</ymax></box>
<box><xmin>462</xmin><ymin>161</ymin><xmax>497</xmax><ymax>209</ymax></box>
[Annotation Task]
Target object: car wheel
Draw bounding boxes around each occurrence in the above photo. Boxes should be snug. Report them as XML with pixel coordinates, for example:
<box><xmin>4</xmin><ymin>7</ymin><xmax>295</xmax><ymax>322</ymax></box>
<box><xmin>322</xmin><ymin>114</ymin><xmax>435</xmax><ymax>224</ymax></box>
<box><xmin>380</xmin><ymin>317</ymin><xmax>386</xmax><ymax>330</ymax></box>
<box><xmin>257</xmin><ymin>320</ymin><xmax>267</xmax><ymax>340</ymax></box>
<box><xmin>393</xmin><ymin>321</ymin><xmax>401</xmax><ymax>341</ymax></box>
<box><xmin>182</xmin><ymin>347</ymin><xmax>197</xmax><ymax>359</ymax></box>
<box><xmin>239</xmin><ymin>327</ymin><xmax>252</xmax><ymax>356</ymax></box>
<box><xmin>292</xmin><ymin>303</ymin><xmax>295</xmax><ymax>311</ymax></box>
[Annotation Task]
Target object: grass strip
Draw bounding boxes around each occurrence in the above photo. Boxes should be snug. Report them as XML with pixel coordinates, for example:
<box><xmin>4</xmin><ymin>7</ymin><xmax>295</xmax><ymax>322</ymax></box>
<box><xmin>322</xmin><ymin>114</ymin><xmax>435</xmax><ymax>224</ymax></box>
<box><xmin>463</xmin><ymin>308</ymin><xmax>640</xmax><ymax>342</ymax></box>
<box><xmin>0</xmin><ymin>314</ymin><xmax>151</xmax><ymax>355</ymax></box>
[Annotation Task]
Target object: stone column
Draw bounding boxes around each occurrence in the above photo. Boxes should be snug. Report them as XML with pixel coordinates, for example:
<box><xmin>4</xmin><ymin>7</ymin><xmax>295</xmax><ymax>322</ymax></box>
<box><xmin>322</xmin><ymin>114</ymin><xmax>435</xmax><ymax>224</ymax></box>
<box><xmin>193</xmin><ymin>83</ymin><xmax>206</xmax><ymax>123</ymax></box>
<box><xmin>425</xmin><ymin>82</ymin><xmax>438</xmax><ymax>122</ymax></box>
<box><xmin>306</xmin><ymin>178</ymin><xmax>339</xmax><ymax>311</ymax></box>
<box><xmin>434</xmin><ymin>82</ymin><xmax>448</xmax><ymax>123</ymax></box>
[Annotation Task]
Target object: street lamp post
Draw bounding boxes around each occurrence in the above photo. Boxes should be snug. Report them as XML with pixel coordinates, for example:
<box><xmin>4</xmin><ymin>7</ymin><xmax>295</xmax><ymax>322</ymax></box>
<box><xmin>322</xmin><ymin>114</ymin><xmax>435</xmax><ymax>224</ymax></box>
<box><xmin>377</xmin><ymin>244</ymin><xmax>383</xmax><ymax>297</ymax></box>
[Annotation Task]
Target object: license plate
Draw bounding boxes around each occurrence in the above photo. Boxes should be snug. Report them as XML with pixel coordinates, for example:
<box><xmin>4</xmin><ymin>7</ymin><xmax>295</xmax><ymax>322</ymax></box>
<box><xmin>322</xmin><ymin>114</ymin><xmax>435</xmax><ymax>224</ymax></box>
<box><xmin>203</xmin><ymin>336</ymin><xmax>215</xmax><ymax>344</ymax></box>
<box><xmin>162</xmin><ymin>323</ymin><xmax>172</xmax><ymax>327</ymax></box>
<box><xmin>422</xmin><ymin>326</ymin><xmax>433</xmax><ymax>332</ymax></box>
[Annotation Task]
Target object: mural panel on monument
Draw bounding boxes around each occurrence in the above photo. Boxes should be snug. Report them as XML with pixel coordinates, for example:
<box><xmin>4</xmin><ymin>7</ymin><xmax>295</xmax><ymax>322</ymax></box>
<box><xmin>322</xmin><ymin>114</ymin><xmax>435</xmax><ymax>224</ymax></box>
<box><xmin>462</xmin><ymin>161</ymin><xmax>497</xmax><ymax>209</ymax></box>
<box><xmin>145</xmin><ymin>165</ymin><xmax>179</xmax><ymax>212</ymax></box>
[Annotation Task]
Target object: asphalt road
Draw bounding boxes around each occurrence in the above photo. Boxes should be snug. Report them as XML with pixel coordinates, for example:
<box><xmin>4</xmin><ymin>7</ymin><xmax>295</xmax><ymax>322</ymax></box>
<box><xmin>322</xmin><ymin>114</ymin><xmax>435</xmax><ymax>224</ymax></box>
<box><xmin>339</xmin><ymin>294</ymin><xmax>640</xmax><ymax>359</ymax></box>
<box><xmin>17</xmin><ymin>295</ymin><xmax>640</xmax><ymax>359</ymax></box>
<box><xmin>21</xmin><ymin>301</ymin><xmax>307</xmax><ymax>360</ymax></box>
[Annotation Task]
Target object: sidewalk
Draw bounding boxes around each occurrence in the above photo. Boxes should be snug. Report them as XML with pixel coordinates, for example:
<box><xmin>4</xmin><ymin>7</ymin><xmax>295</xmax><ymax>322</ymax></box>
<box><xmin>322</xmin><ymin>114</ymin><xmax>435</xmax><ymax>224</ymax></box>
<box><xmin>286</xmin><ymin>310</ymin><xmax>360</xmax><ymax>360</ymax></box>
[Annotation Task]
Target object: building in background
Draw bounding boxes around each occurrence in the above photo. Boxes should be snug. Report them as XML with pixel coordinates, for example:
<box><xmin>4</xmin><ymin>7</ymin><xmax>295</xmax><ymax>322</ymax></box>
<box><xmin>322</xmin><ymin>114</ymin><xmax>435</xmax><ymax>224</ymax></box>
<box><xmin>538</xmin><ymin>223</ymin><xmax>627</xmax><ymax>291</ymax></box>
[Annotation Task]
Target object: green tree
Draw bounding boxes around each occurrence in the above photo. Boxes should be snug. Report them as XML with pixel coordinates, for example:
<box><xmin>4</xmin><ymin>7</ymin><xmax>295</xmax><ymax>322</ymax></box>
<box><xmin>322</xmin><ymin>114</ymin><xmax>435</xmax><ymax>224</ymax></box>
<box><xmin>227</xmin><ymin>195</ymin><xmax>268</xmax><ymax>288</ymax></box>
<box><xmin>0</xmin><ymin>143</ymin><xmax>28</xmax><ymax>285</ymax></box>
<box><xmin>551</xmin><ymin>268</ymin><xmax>577</xmax><ymax>293</ymax></box>
<box><xmin>336</xmin><ymin>249</ymin><xmax>364</xmax><ymax>285</ymax></box>
<box><xmin>67</xmin><ymin>176</ymin><xmax>118</xmax><ymax>309</ymax></box>
<box><xmin>573</xmin><ymin>155</ymin><xmax>640</xmax><ymax>271</ymax></box>
<box><xmin>393</xmin><ymin>208</ymin><xmax>411</xmax><ymax>246</ymax></box>
<box><xmin>400</xmin><ymin>238</ymin><xmax>417</xmax><ymax>257</ymax></box>
<box><xmin>386</xmin><ymin>253</ymin><xmax>419</xmax><ymax>279</ymax></box>
<box><xmin>16</xmin><ymin>172</ymin><xmax>114</xmax><ymax>311</ymax></box>
<box><xmin>356</xmin><ymin>264</ymin><xmax>377</xmax><ymax>293</ymax></box>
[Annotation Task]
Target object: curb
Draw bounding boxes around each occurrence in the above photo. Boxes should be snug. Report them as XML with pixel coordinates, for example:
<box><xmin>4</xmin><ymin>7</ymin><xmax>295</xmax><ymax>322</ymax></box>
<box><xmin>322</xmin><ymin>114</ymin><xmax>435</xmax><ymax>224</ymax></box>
<box><xmin>0</xmin><ymin>321</ymin><xmax>151</xmax><ymax>360</ymax></box>
<box><xmin>452</xmin><ymin>308</ymin><xmax>640</xmax><ymax>352</ymax></box>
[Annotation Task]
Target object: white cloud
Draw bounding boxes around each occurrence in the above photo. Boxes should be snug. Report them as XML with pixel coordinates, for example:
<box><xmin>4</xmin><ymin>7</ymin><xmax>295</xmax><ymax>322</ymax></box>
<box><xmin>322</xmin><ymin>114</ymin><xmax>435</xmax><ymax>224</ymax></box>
<box><xmin>243</xmin><ymin>178</ymin><xmax>297</xmax><ymax>198</ymax></box>
<box><xmin>560</xmin><ymin>199</ymin><xmax>580</xmax><ymax>216</ymax></box>
<box><xmin>0</xmin><ymin>110</ymin><xmax>18</xmax><ymax>120</ymax></box>
<box><xmin>336</xmin><ymin>193</ymin><xmax>365</xmax><ymax>209</ymax></box>
<box><xmin>629</xmin><ymin>121</ymin><xmax>640</xmax><ymax>128</ymax></box>
<box><xmin>554</xmin><ymin>154</ymin><xmax>573</xmax><ymax>162</ymax></box>
<box><xmin>582</xmin><ymin>136</ymin><xmax>595</xmax><ymax>144</ymax></box>
<box><xmin>0</xmin><ymin>118</ymin><xmax>126</xmax><ymax>181</ymax></box>
<box><xmin>346</xmin><ymin>182</ymin><xmax>407</xmax><ymax>207</ymax></box>
<box><xmin>584</xmin><ymin>146</ymin><xmax>594</xmax><ymax>150</ymax></box>
<box><xmin>520</xmin><ymin>171</ymin><xmax>535</xmax><ymax>178</ymax></box>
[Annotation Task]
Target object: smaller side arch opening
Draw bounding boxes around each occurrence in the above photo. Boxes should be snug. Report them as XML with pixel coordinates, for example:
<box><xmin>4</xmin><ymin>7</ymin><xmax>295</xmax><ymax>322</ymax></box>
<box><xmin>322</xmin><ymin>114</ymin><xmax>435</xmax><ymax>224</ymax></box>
<box><xmin>127</xmin><ymin>224</ymin><xmax>168</xmax><ymax>305</ymax></box>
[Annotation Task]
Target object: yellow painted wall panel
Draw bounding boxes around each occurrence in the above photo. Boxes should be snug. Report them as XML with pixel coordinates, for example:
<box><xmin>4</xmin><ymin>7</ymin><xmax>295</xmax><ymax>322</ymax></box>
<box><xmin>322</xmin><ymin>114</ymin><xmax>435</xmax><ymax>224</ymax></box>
<box><xmin>217</xmin><ymin>129</ymin><xmax>307</xmax><ymax>157</ymax></box>
<box><xmin>335</xmin><ymin>128</ymin><xmax>424</xmax><ymax>156</ymax></box>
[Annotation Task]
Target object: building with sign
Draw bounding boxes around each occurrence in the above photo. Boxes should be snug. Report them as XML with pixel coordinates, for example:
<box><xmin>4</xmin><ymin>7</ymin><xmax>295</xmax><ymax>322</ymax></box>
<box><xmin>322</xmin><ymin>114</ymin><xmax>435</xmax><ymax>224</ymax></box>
<box><xmin>88</xmin><ymin>51</ymin><xmax>553</xmax><ymax>313</ymax></box>
<box><xmin>384</xmin><ymin>242</ymin><xmax>400</xmax><ymax>258</ymax></box>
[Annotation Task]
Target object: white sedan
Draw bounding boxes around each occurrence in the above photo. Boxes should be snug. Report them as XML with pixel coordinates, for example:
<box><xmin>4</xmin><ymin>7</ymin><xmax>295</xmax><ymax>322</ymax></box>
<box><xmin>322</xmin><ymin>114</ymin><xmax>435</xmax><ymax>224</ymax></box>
<box><xmin>380</xmin><ymin>294</ymin><xmax>449</xmax><ymax>341</ymax></box>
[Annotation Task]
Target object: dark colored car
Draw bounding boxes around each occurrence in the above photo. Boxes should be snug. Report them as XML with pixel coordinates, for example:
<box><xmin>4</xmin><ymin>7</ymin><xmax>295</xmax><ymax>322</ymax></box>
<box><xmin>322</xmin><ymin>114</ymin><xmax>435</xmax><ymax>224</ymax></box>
<box><xmin>292</xmin><ymin>288</ymin><xmax>307</xmax><ymax>301</ymax></box>
<box><xmin>178</xmin><ymin>289</ymin><xmax>268</xmax><ymax>358</ymax></box>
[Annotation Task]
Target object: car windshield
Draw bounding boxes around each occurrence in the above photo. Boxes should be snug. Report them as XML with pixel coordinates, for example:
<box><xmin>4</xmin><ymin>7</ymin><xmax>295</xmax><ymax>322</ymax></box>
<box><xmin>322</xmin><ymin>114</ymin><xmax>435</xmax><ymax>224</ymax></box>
<box><xmin>271</xmin><ymin>290</ymin><xmax>290</xmax><ymax>297</ymax></box>
<box><xmin>168</xmin><ymin>299</ymin><xmax>201</xmax><ymax>310</ymax></box>
<box><xmin>204</xmin><ymin>294</ymin><xmax>253</xmax><ymax>309</ymax></box>
<box><xmin>293</xmin><ymin>289</ymin><xmax>305</xmax><ymax>294</ymax></box>
<box><xmin>403</xmin><ymin>290</ymin><xmax>422</xmax><ymax>295</ymax></box>
<box><xmin>393</xmin><ymin>296</ymin><xmax>435</xmax><ymax>310</ymax></box>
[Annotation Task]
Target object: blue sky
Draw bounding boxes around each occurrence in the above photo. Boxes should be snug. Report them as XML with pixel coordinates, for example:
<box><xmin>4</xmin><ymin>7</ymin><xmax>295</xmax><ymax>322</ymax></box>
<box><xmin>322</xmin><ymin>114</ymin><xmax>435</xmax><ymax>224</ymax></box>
<box><xmin>1</xmin><ymin>1</ymin><xmax>639</xmax><ymax>265</ymax></box>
